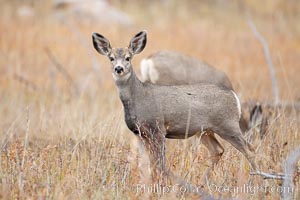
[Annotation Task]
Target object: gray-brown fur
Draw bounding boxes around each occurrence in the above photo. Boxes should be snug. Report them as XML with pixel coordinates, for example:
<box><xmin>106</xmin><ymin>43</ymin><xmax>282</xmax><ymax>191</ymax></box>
<box><xmin>92</xmin><ymin>31</ymin><xmax>258</xmax><ymax>182</ymax></box>
<box><xmin>141</xmin><ymin>50</ymin><xmax>233</xmax><ymax>89</ymax></box>
<box><xmin>140</xmin><ymin>50</ymin><xmax>268</xmax><ymax>136</ymax></box>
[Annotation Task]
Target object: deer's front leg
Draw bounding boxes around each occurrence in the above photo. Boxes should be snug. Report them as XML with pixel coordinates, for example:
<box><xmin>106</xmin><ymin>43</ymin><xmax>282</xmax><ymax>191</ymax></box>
<box><xmin>137</xmin><ymin>123</ymin><xmax>166</xmax><ymax>185</ymax></box>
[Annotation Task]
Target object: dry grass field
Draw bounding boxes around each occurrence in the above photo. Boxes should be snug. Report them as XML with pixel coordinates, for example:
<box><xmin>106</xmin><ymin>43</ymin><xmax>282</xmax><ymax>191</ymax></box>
<box><xmin>0</xmin><ymin>0</ymin><xmax>300</xmax><ymax>199</ymax></box>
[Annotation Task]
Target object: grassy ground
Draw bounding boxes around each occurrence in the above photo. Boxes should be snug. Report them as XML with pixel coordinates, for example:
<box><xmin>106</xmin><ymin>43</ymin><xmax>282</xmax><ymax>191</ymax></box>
<box><xmin>0</xmin><ymin>0</ymin><xmax>300</xmax><ymax>199</ymax></box>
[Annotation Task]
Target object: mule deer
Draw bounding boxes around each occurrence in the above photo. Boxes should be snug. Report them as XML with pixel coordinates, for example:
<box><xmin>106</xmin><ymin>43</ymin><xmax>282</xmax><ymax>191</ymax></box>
<box><xmin>140</xmin><ymin>50</ymin><xmax>233</xmax><ymax>89</ymax></box>
<box><xmin>92</xmin><ymin>31</ymin><xmax>258</xmax><ymax>183</ymax></box>
<box><xmin>140</xmin><ymin>51</ymin><xmax>268</xmax><ymax>136</ymax></box>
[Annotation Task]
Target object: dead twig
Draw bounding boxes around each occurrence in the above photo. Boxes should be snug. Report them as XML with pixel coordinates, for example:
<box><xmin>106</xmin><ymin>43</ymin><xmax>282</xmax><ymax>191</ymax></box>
<box><xmin>250</xmin><ymin>147</ymin><xmax>300</xmax><ymax>199</ymax></box>
<box><xmin>44</xmin><ymin>47</ymin><xmax>78</xmax><ymax>94</ymax></box>
<box><xmin>248</xmin><ymin>17</ymin><xmax>280</xmax><ymax>105</ymax></box>
<box><xmin>13</xmin><ymin>73</ymin><xmax>38</xmax><ymax>91</ymax></box>
<box><xmin>250</xmin><ymin>170</ymin><xmax>291</xmax><ymax>180</ymax></box>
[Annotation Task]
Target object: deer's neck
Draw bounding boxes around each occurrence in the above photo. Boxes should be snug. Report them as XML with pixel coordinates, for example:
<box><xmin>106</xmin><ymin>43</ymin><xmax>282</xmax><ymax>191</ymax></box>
<box><xmin>116</xmin><ymin>71</ymin><xmax>144</xmax><ymax>132</ymax></box>
<box><xmin>116</xmin><ymin>71</ymin><xmax>143</xmax><ymax>103</ymax></box>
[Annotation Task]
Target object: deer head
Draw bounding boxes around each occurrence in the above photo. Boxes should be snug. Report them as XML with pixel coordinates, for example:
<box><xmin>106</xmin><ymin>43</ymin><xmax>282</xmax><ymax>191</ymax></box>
<box><xmin>92</xmin><ymin>31</ymin><xmax>147</xmax><ymax>82</ymax></box>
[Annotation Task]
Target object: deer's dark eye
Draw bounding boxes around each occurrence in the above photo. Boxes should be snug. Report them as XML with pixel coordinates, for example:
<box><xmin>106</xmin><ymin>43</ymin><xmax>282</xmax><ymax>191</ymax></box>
<box><xmin>109</xmin><ymin>57</ymin><xmax>115</xmax><ymax>62</ymax></box>
<box><xmin>125</xmin><ymin>57</ymin><xmax>130</xmax><ymax>62</ymax></box>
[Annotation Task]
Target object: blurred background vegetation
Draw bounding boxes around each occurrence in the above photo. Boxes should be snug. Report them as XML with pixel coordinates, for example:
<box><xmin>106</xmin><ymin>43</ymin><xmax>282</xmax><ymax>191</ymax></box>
<box><xmin>1</xmin><ymin>0</ymin><xmax>300</xmax><ymax>101</ymax></box>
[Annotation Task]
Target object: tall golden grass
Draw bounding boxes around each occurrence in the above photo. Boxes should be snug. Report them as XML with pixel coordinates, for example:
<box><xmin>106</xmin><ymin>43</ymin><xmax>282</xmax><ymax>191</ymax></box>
<box><xmin>0</xmin><ymin>0</ymin><xmax>299</xmax><ymax>199</ymax></box>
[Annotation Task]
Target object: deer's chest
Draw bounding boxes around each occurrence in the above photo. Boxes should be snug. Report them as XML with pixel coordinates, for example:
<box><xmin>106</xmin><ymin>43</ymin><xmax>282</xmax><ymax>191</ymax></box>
<box><xmin>122</xmin><ymin>100</ymin><xmax>137</xmax><ymax>132</ymax></box>
<box><xmin>122</xmin><ymin>98</ymin><xmax>159</xmax><ymax>134</ymax></box>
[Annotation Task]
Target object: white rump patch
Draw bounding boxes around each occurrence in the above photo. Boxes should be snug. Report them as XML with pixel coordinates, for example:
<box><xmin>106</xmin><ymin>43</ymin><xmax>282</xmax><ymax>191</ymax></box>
<box><xmin>231</xmin><ymin>90</ymin><xmax>241</xmax><ymax>118</ymax></box>
<box><xmin>140</xmin><ymin>59</ymin><xmax>150</xmax><ymax>82</ymax></box>
<box><xmin>140</xmin><ymin>59</ymin><xmax>159</xmax><ymax>83</ymax></box>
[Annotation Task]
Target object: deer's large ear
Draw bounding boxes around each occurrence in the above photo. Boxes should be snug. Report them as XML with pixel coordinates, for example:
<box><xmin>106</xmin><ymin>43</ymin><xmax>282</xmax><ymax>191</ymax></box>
<box><xmin>92</xmin><ymin>33</ymin><xmax>112</xmax><ymax>55</ymax></box>
<box><xmin>129</xmin><ymin>30</ymin><xmax>147</xmax><ymax>55</ymax></box>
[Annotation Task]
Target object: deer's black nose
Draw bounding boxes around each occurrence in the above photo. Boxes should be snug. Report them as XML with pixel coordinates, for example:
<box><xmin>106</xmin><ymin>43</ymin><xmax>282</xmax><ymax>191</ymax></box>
<box><xmin>115</xmin><ymin>66</ymin><xmax>124</xmax><ymax>74</ymax></box>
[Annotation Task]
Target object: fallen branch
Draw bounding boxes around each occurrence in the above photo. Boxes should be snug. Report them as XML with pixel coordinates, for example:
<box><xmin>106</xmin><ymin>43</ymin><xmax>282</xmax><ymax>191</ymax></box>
<box><xmin>250</xmin><ymin>170</ymin><xmax>291</xmax><ymax>180</ymax></box>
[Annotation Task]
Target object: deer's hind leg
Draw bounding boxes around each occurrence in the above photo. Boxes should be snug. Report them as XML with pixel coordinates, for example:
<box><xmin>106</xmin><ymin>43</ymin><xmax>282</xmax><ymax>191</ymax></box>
<box><xmin>198</xmin><ymin>130</ymin><xmax>224</xmax><ymax>182</ymax></box>
<box><xmin>215</xmin><ymin>122</ymin><xmax>258</xmax><ymax>171</ymax></box>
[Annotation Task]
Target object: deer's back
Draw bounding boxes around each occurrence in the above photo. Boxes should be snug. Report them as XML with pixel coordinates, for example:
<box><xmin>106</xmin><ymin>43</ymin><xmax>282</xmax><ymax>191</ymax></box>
<box><xmin>140</xmin><ymin>51</ymin><xmax>233</xmax><ymax>89</ymax></box>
